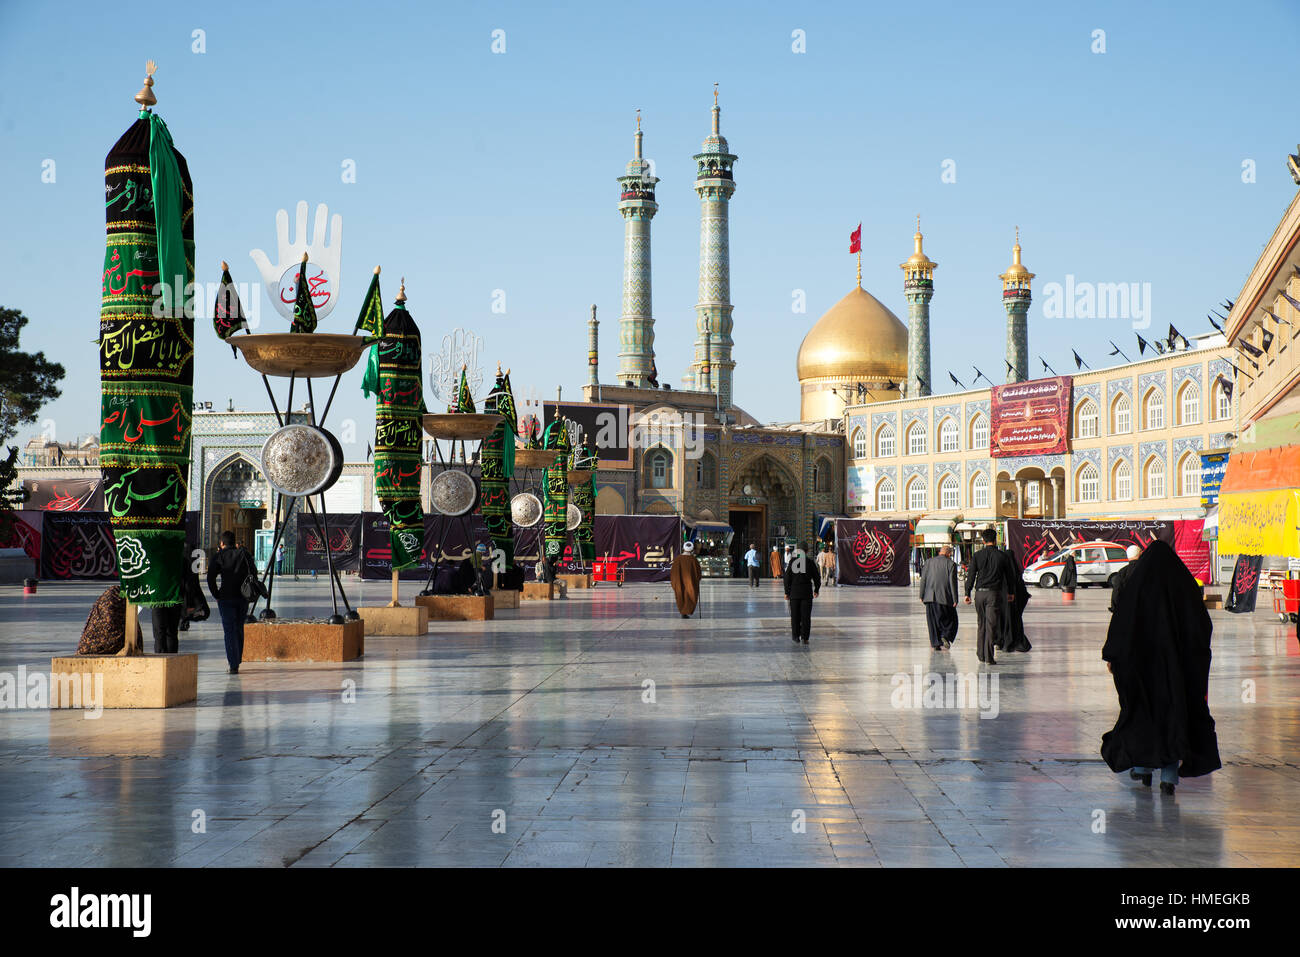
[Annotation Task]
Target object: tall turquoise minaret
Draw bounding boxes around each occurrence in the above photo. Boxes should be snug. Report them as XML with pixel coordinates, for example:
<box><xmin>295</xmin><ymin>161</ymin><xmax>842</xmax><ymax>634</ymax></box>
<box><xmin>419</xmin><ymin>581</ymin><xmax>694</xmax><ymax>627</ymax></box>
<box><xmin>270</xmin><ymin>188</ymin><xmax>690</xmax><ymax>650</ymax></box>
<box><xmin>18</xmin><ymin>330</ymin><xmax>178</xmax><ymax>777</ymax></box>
<box><xmin>1000</xmin><ymin>228</ymin><xmax>1033</xmax><ymax>383</ymax></box>
<box><xmin>691</xmin><ymin>85</ymin><xmax>737</xmax><ymax>408</ymax></box>
<box><xmin>900</xmin><ymin>217</ymin><xmax>937</xmax><ymax>397</ymax></box>
<box><xmin>617</xmin><ymin>112</ymin><xmax>659</xmax><ymax>387</ymax></box>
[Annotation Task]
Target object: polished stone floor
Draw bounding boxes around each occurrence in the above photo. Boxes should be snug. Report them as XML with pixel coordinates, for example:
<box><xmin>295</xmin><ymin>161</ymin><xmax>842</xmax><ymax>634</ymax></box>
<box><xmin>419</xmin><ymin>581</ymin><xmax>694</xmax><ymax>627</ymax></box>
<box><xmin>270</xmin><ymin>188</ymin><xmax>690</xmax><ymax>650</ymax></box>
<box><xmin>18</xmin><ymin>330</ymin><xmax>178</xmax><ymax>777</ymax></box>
<box><xmin>1</xmin><ymin>577</ymin><xmax>1297</xmax><ymax>868</ymax></box>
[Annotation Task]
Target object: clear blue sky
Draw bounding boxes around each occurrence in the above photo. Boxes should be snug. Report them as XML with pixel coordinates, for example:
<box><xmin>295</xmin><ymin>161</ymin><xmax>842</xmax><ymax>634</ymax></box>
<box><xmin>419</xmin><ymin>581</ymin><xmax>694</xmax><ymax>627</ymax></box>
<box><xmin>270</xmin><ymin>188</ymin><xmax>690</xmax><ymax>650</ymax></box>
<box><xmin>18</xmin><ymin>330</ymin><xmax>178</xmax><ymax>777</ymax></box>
<box><xmin>3</xmin><ymin>0</ymin><xmax>1297</xmax><ymax>452</ymax></box>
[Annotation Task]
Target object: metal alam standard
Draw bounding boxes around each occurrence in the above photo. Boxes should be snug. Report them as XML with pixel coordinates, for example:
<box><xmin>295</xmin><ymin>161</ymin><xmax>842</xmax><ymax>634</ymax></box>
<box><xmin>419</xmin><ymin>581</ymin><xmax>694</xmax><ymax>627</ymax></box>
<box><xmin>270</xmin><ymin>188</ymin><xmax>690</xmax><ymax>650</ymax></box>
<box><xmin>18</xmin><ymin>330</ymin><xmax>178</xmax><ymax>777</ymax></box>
<box><xmin>219</xmin><ymin>252</ymin><xmax>369</xmax><ymax>625</ymax></box>
<box><xmin>420</xmin><ymin>367</ymin><xmax>502</xmax><ymax>595</ymax></box>
<box><xmin>99</xmin><ymin>63</ymin><xmax>195</xmax><ymax>636</ymax></box>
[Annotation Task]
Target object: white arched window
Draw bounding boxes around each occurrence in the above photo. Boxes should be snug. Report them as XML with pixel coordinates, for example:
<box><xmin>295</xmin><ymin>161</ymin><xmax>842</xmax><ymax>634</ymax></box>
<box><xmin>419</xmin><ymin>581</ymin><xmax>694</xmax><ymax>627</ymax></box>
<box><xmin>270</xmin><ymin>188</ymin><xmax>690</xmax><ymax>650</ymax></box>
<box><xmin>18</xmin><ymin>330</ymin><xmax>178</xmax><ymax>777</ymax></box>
<box><xmin>647</xmin><ymin>448</ymin><xmax>673</xmax><ymax>489</ymax></box>
<box><xmin>1214</xmin><ymin>381</ymin><xmax>1231</xmax><ymax>421</ymax></box>
<box><xmin>1112</xmin><ymin>393</ymin><xmax>1132</xmax><ymax>434</ymax></box>
<box><xmin>939</xmin><ymin>474</ymin><xmax>959</xmax><ymax>509</ymax></box>
<box><xmin>939</xmin><ymin>418</ymin><xmax>959</xmax><ymax>453</ymax></box>
<box><xmin>907</xmin><ymin>477</ymin><xmax>927</xmax><ymax>510</ymax></box>
<box><xmin>1076</xmin><ymin>399</ymin><xmax>1099</xmax><ymax>439</ymax></box>
<box><xmin>876</xmin><ymin>424</ymin><xmax>896</xmax><ymax>458</ymax></box>
<box><xmin>971</xmin><ymin>472</ymin><xmax>990</xmax><ymax>510</ymax></box>
<box><xmin>876</xmin><ymin>477</ymin><xmax>896</xmax><ymax>511</ymax></box>
<box><xmin>1113</xmin><ymin>460</ymin><xmax>1132</xmax><ymax>500</ymax></box>
<box><xmin>970</xmin><ymin>414</ymin><xmax>989</xmax><ymax>449</ymax></box>
<box><xmin>851</xmin><ymin>428</ymin><xmax>867</xmax><ymax>459</ymax></box>
<box><xmin>1077</xmin><ymin>463</ymin><xmax>1099</xmax><ymax>503</ymax></box>
<box><xmin>1144</xmin><ymin>457</ymin><xmax>1165</xmax><ymax>498</ymax></box>
<box><xmin>1143</xmin><ymin>389</ymin><xmax>1164</xmax><ymax>430</ymax></box>
<box><xmin>1179</xmin><ymin>453</ymin><xmax>1200</xmax><ymax>497</ymax></box>
<box><xmin>1179</xmin><ymin>382</ymin><xmax>1200</xmax><ymax>426</ymax></box>
<box><xmin>907</xmin><ymin>422</ymin><xmax>927</xmax><ymax>456</ymax></box>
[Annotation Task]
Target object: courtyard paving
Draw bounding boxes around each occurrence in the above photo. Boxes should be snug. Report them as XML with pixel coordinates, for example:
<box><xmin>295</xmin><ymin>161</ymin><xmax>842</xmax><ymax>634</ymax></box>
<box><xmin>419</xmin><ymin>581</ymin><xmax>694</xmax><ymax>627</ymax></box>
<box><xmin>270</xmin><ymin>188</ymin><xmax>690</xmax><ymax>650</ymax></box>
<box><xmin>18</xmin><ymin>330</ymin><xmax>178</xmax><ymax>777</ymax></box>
<box><xmin>1</xmin><ymin>577</ymin><xmax>1296</xmax><ymax>867</ymax></box>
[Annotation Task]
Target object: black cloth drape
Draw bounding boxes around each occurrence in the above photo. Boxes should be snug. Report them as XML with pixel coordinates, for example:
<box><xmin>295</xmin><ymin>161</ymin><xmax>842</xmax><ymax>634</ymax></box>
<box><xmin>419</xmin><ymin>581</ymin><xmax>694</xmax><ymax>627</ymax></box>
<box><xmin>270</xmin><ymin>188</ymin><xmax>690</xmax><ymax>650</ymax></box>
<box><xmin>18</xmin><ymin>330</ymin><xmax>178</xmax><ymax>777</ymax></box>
<box><xmin>1101</xmin><ymin>540</ymin><xmax>1221</xmax><ymax>778</ymax></box>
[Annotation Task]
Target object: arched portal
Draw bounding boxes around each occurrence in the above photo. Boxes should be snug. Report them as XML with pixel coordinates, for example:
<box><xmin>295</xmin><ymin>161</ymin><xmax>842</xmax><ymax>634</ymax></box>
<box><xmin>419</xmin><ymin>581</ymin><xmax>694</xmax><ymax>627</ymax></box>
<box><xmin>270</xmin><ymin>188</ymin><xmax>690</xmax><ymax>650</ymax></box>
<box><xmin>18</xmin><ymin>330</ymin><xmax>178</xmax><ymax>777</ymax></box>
<box><xmin>204</xmin><ymin>452</ymin><xmax>270</xmax><ymax>549</ymax></box>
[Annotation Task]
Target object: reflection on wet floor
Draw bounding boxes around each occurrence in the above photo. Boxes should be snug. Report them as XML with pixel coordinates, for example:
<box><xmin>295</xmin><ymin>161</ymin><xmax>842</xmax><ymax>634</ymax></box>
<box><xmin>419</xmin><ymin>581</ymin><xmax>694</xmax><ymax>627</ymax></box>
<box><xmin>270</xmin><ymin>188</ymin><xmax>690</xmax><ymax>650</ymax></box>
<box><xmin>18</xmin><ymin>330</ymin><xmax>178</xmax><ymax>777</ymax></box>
<box><xmin>1</xmin><ymin>579</ymin><xmax>1296</xmax><ymax>867</ymax></box>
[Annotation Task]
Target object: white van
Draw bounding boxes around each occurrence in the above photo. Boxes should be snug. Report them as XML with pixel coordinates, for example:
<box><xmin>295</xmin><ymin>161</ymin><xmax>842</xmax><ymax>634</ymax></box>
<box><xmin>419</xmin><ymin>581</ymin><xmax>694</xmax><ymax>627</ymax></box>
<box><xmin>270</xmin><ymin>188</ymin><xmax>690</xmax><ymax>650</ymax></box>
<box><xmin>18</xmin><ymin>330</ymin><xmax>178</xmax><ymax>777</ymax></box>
<box><xmin>1022</xmin><ymin>541</ymin><xmax>1132</xmax><ymax>588</ymax></box>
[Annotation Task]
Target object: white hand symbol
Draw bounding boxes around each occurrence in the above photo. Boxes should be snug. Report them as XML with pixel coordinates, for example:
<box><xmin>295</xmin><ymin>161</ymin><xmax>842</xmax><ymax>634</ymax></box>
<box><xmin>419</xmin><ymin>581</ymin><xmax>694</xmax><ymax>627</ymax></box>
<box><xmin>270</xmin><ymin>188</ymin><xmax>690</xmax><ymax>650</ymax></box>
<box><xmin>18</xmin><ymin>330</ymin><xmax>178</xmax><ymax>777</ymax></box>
<box><xmin>249</xmin><ymin>201</ymin><xmax>343</xmax><ymax>322</ymax></box>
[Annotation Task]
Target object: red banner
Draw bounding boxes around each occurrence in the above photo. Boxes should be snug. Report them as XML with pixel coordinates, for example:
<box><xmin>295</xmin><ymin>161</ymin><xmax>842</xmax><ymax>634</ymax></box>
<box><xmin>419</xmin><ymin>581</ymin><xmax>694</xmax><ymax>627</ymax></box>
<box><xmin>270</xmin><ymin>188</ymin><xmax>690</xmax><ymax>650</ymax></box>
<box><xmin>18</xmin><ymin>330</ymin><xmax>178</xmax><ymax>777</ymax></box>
<box><xmin>990</xmin><ymin>375</ymin><xmax>1072</xmax><ymax>458</ymax></box>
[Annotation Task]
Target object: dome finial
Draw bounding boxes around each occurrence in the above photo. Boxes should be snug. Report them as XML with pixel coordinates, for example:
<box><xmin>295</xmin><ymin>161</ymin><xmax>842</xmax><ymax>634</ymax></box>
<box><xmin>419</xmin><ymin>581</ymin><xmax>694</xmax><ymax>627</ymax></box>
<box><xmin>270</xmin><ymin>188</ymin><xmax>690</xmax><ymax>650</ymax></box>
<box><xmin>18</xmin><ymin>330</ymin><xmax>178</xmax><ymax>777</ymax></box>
<box><xmin>395</xmin><ymin>276</ymin><xmax>407</xmax><ymax>303</ymax></box>
<box><xmin>712</xmin><ymin>82</ymin><xmax>720</xmax><ymax>136</ymax></box>
<box><xmin>634</xmin><ymin>108</ymin><xmax>643</xmax><ymax>159</ymax></box>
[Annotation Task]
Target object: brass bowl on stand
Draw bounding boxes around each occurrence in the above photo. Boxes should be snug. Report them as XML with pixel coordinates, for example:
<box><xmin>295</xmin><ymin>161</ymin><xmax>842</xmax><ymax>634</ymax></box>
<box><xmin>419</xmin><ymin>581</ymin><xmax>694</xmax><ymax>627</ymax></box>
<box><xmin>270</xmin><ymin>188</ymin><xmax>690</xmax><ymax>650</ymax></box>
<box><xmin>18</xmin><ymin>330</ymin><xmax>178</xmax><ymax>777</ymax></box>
<box><xmin>421</xmin><ymin>413</ymin><xmax>503</xmax><ymax>441</ymax></box>
<box><xmin>514</xmin><ymin>448</ymin><xmax>561</xmax><ymax>470</ymax></box>
<box><xmin>232</xmin><ymin>333</ymin><xmax>371</xmax><ymax>378</ymax></box>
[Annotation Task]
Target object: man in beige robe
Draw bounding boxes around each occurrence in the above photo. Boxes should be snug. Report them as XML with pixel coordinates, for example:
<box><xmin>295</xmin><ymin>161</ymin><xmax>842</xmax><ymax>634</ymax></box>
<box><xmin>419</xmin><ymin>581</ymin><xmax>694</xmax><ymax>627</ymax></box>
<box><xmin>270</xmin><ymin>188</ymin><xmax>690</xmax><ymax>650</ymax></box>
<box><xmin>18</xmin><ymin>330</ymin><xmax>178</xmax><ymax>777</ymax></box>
<box><xmin>670</xmin><ymin>541</ymin><xmax>702</xmax><ymax>618</ymax></box>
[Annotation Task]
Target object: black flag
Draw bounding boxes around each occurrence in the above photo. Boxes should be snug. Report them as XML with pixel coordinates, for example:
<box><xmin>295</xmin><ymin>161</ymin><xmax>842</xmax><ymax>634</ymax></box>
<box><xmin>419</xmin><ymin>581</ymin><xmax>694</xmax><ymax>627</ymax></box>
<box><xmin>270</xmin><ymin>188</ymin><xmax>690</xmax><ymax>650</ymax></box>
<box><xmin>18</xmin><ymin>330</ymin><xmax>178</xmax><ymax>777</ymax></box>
<box><xmin>1207</xmin><ymin>313</ymin><xmax>1223</xmax><ymax>333</ymax></box>
<box><xmin>1281</xmin><ymin>291</ymin><xmax>1300</xmax><ymax>314</ymax></box>
<box><xmin>1168</xmin><ymin>324</ymin><xmax>1188</xmax><ymax>349</ymax></box>
<box><xmin>1136</xmin><ymin>333</ymin><xmax>1151</xmax><ymax>355</ymax></box>
<box><xmin>1072</xmin><ymin>349</ymin><xmax>1088</xmax><ymax>369</ymax></box>
<box><xmin>1216</xmin><ymin>375</ymin><xmax>1233</xmax><ymax>399</ymax></box>
<box><xmin>1261</xmin><ymin>329</ymin><xmax>1275</xmax><ymax>352</ymax></box>
<box><xmin>949</xmin><ymin>371</ymin><xmax>964</xmax><ymax>389</ymax></box>
<box><xmin>366</xmin><ymin>441</ymin><xmax>373</xmax><ymax>461</ymax></box>
<box><xmin>1265</xmin><ymin>309</ymin><xmax>1292</xmax><ymax>327</ymax></box>
<box><xmin>1239</xmin><ymin>339</ymin><xmax>1264</xmax><ymax>358</ymax></box>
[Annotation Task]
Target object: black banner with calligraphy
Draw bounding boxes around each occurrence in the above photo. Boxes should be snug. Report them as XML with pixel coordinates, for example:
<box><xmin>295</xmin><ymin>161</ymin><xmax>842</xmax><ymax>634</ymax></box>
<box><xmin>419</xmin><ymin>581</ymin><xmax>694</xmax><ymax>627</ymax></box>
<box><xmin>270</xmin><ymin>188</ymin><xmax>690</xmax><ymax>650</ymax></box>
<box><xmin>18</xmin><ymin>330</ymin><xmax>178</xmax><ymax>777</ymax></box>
<box><xmin>294</xmin><ymin>512</ymin><xmax>363</xmax><ymax>573</ymax></box>
<box><xmin>1226</xmin><ymin>554</ymin><xmax>1263</xmax><ymax>614</ymax></box>
<box><xmin>1005</xmin><ymin>519</ymin><xmax>1175</xmax><ymax>571</ymax></box>
<box><xmin>39</xmin><ymin>510</ymin><xmax>199</xmax><ymax>580</ymax></box>
<box><xmin>835</xmin><ymin>519</ymin><xmax>911</xmax><ymax>586</ymax></box>
<box><xmin>591</xmin><ymin>515</ymin><xmax>681</xmax><ymax>583</ymax></box>
<box><xmin>20</xmin><ymin>477</ymin><xmax>104</xmax><ymax>512</ymax></box>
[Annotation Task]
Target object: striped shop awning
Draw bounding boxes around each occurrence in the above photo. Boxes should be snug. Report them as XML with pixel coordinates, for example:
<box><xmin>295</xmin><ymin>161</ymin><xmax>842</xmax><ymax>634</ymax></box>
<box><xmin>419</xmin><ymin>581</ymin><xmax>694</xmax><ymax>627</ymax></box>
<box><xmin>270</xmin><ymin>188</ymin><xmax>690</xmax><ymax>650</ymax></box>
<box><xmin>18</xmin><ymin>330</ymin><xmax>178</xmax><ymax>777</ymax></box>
<box><xmin>915</xmin><ymin>519</ymin><xmax>955</xmax><ymax>544</ymax></box>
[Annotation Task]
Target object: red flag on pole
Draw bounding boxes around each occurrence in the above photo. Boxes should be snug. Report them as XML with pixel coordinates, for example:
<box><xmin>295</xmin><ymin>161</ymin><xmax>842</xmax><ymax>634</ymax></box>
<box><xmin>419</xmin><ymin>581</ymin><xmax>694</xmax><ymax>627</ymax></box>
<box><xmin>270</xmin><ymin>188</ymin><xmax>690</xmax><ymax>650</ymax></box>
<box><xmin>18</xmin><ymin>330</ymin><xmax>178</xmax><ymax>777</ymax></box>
<box><xmin>849</xmin><ymin>223</ymin><xmax>862</xmax><ymax>254</ymax></box>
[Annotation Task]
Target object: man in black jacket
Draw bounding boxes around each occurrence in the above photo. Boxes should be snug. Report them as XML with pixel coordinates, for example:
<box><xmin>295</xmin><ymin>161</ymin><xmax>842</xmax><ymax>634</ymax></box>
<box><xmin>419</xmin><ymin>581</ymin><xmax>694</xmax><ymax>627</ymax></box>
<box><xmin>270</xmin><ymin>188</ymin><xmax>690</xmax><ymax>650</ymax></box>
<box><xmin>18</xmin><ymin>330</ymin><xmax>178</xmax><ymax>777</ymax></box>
<box><xmin>208</xmin><ymin>531</ymin><xmax>254</xmax><ymax>674</ymax></box>
<box><xmin>783</xmin><ymin>542</ymin><xmax>821</xmax><ymax>644</ymax></box>
<box><xmin>964</xmin><ymin>528</ymin><xmax>1012</xmax><ymax>664</ymax></box>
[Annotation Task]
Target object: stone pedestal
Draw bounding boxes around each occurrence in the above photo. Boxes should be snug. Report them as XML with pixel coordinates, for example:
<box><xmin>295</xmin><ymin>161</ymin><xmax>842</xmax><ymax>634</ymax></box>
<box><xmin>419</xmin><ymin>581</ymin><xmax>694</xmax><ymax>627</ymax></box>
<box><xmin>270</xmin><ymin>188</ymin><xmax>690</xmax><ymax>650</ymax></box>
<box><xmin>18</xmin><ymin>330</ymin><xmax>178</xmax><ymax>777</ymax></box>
<box><xmin>523</xmin><ymin>581</ymin><xmax>566</xmax><ymax>600</ymax></box>
<box><xmin>243</xmin><ymin>619</ymin><xmax>364</xmax><ymax>662</ymax></box>
<box><xmin>559</xmin><ymin>573</ymin><xmax>594</xmax><ymax>590</ymax></box>
<box><xmin>49</xmin><ymin>654</ymin><xmax>198</xmax><ymax>709</ymax></box>
<box><xmin>489</xmin><ymin>588</ymin><xmax>520</xmax><ymax>609</ymax></box>
<box><xmin>358</xmin><ymin>605</ymin><xmax>429</xmax><ymax>636</ymax></box>
<box><xmin>416</xmin><ymin>594</ymin><xmax>494</xmax><ymax>621</ymax></box>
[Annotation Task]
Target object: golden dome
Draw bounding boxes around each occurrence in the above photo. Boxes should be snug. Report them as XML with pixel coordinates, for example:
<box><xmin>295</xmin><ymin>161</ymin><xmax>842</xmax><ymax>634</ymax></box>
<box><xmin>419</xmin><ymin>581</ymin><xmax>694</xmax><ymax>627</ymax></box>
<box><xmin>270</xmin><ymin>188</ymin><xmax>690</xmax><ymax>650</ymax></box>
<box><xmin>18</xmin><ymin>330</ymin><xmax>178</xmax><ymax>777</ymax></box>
<box><xmin>797</xmin><ymin>285</ymin><xmax>910</xmax><ymax>382</ymax></box>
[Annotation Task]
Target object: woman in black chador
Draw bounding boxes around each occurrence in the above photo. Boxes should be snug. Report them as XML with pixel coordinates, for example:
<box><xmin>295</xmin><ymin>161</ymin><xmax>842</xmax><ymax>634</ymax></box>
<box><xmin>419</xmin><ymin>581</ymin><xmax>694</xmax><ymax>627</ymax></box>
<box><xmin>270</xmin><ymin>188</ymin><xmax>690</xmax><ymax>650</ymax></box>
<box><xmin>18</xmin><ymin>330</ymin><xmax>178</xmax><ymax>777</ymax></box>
<box><xmin>997</xmin><ymin>547</ymin><xmax>1032</xmax><ymax>653</ymax></box>
<box><xmin>1101</xmin><ymin>540</ymin><xmax>1221</xmax><ymax>796</ymax></box>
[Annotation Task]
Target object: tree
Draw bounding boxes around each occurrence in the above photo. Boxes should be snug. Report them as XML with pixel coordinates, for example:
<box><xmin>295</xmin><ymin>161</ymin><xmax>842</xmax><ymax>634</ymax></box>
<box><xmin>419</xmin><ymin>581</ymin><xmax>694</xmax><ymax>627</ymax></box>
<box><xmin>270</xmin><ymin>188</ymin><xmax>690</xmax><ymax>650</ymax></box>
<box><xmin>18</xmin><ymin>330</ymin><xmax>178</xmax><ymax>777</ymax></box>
<box><xmin>0</xmin><ymin>306</ymin><xmax>66</xmax><ymax>511</ymax></box>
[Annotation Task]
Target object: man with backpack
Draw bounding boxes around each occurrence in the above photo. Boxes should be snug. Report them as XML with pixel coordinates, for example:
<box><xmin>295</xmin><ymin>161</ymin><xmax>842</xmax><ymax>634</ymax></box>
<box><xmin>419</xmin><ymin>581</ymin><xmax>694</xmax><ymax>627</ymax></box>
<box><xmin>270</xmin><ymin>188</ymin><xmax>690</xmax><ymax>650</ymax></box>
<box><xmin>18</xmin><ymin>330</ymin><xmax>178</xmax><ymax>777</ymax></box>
<box><xmin>208</xmin><ymin>531</ymin><xmax>257</xmax><ymax>674</ymax></box>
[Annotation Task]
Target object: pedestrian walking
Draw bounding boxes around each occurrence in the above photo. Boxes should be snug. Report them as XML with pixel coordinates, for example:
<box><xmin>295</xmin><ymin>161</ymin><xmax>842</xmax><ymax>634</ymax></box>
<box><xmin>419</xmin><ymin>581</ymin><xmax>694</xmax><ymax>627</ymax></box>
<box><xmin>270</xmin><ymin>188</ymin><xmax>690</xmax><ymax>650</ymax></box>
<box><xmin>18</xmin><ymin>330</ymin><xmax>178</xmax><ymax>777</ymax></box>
<box><xmin>1102</xmin><ymin>540</ymin><xmax>1221</xmax><ymax>796</ymax></box>
<box><xmin>743</xmin><ymin>542</ymin><xmax>761</xmax><ymax>587</ymax></box>
<box><xmin>768</xmin><ymin>546</ymin><xmax>782</xmax><ymax>580</ymax></box>
<box><xmin>670</xmin><ymin>540</ymin><xmax>702</xmax><ymax>618</ymax></box>
<box><xmin>919</xmin><ymin>545</ymin><xmax>959</xmax><ymax>650</ymax></box>
<box><xmin>964</xmin><ymin>528</ymin><xmax>1011</xmax><ymax>665</ymax></box>
<box><xmin>276</xmin><ymin>542</ymin><xmax>285</xmax><ymax>575</ymax></box>
<box><xmin>208</xmin><ymin>531</ymin><xmax>256</xmax><ymax>674</ymax></box>
<box><xmin>783</xmin><ymin>542</ymin><xmax>821</xmax><ymax>644</ymax></box>
<box><xmin>817</xmin><ymin>543</ymin><xmax>837</xmax><ymax>588</ymax></box>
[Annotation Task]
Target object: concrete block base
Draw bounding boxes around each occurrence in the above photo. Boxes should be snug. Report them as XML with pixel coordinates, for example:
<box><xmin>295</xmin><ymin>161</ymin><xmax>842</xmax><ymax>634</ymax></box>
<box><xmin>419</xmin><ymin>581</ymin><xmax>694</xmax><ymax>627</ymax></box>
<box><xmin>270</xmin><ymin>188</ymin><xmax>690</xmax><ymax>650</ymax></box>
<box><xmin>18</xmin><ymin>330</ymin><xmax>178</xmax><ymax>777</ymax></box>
<box><xmin>489</xmin><ymin>588</ymin><xmax>520</xmax><ymax>609</ymax></box>
<box><xmin>243</xmin><ymin>619</ymin><xmax>364</xmax><ymax>662</ymax></box>
<box><xmin>522</xmin><ymin>581</ymin><xmax>565</xmax><ymax>601</ymax></box>
<box><xmin>49</xmin><ymin>653</ymin><xmax>198</xmax><ymax>709</ymax></box>
<box><xmin>358</xmin><ymin>605</ymin><xmax>429</xmax><ymax>636</ymax></box>
<box><xmin>559</xmin><ymin>573</ymin><xmax>594</xmax><ymax>590</ymax></box>
<box><xmin>415</xmin><ymin>594</ymin><xmax>495</xmax><ymax>621</ymax></box>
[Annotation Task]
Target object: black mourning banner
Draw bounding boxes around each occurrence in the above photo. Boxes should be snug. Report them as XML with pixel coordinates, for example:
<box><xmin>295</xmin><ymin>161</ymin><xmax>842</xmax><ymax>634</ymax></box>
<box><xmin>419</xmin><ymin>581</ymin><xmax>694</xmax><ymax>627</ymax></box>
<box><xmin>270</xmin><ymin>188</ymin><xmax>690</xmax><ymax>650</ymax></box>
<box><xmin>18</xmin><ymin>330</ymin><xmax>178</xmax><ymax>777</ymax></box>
<box><xmin>835</xmin><ymin>519</ymin><xmax>911</xmax><ymax>586</ymax></box>
<box><xmin>294</xmin><ymin>512</ymin><xmax>363</xmax><ymax>573</ymax></box>
<box><xmin>591</xmin><ymin>515</ymin><xmax>681</xmax><ymax>583</ymax></box>
<box><xmin>39</xmin><ymin>511</ymin><xmax>198</xmax><ymax>580</ymax></box>
<box><xmin>543</xmin><ymin>401</ymin><xmax>633</xmax><ymax>469</ymax></box>
<box><xmin>1226</xmin><ymin>554</ymin><xmax>1263</xmax><ymax>614</ymax></box>
<box><xmin>21</xmin><ymin>477</ymin><xmax>104</xmax><ymax>511</ymax></box>
<box><xmin>1006</xmin><ymin>519</ymin><xmax>1175</xmax><ymax>571</ymax></box>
